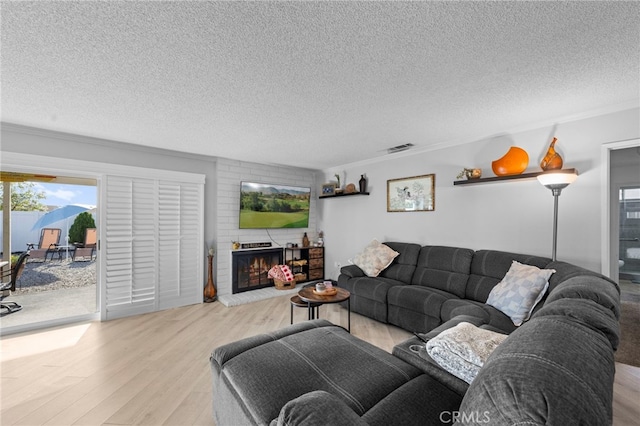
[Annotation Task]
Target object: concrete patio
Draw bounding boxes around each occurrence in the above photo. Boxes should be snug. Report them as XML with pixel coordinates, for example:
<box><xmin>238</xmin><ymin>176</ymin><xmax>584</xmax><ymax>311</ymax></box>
<box><xmin>1</xmin><ymin>259</ymin><xmax>97</xmax><ymax>333</ymax></box>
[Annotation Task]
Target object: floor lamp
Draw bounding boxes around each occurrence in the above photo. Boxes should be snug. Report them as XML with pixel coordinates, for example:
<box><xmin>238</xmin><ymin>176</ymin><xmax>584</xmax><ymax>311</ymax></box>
<box><xmin>537</xmin><ymin>170</ymin><xmax>578</xmax><ymax>261</ymax></box>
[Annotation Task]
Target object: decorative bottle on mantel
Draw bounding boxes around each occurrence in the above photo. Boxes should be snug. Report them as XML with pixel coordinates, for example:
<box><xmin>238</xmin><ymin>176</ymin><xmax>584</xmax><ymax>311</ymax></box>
<box><xmin>359</xmin><ymin>174</ymin><xmax>367</xmax><ymax>193</ymax></box>
<box><xmin>302</xmin><ymin>232</ymin><xmax>310</xmax><ymax>247</ymax></box>
<box><xmin>540</xmin><ymin>137</ymin><xmax>563</xmax><ymax>171</ymax></box>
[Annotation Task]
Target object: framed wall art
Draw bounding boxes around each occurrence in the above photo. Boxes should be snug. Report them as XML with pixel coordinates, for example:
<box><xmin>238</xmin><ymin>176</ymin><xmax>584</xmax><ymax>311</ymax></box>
<box><xmin>387</xmin><ymin>174</ymin><xmax>435</xmax><ymax>212</ymax></box>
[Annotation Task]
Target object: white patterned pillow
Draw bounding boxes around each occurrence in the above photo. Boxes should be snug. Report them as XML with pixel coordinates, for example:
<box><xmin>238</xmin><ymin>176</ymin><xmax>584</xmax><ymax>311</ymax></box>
<box><xmin>353</xmin><ymin>240</ymin><xmax>400</xmax><ymax>277</ymax></box>
<box><xmin>486</xmin><ymin>261</ymin><xmax>556</xmax><ymax>326</ymax></box>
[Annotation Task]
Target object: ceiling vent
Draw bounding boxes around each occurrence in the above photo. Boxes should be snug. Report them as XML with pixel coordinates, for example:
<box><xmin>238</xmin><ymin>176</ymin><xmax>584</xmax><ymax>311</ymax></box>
<box><xmin>387</xmin><ymin>143</ymin><xmax>414</xmax><ymax>154</ymax></box>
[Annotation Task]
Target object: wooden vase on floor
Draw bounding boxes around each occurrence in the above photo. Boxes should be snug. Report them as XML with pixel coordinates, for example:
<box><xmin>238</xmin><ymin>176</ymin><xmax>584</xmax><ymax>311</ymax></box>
<box><xmin>204</xmin><ymin>254</ymin><xmax>217</xmax><ymax>302</ymax></box>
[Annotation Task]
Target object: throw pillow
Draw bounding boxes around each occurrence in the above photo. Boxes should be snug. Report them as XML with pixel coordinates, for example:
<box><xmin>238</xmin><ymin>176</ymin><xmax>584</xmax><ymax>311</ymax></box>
<box><xmin>352</xmin><ymin>239</ymin><xmax>400</xmax><ymax>277</ymax></box>
<box><xmin>486</xmin><ymin>260</ymin><xmax>556</xmax><ymax>326</ymax></box>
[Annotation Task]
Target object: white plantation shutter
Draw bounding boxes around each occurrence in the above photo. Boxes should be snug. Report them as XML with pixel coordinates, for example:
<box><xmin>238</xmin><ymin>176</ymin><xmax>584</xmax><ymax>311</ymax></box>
<box><xmin>157</xmin><ymin>182</ymin><xmax>181</xmax><ymax>306</ymax></box>
<box><xmin>103</xmin><ymin>175</ymin><xmax>203</xmax><ymax>320</ymax></box>
<box><xmin>157</xmin><ymin>181</ymin><xmax>202</xmax><ymax>310</ymax></box>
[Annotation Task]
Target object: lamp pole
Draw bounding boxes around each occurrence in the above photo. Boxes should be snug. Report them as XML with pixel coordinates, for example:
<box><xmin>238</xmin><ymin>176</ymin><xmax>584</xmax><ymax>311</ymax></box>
<box><xmin>537</xmin><ymin>170</ymin><xmax>578</xmax><ymax>262</ymax></box>
<box><xmin>550</xmin><ymin>187</ymin><xmax>561</xmax><ymax>262</ymax></box>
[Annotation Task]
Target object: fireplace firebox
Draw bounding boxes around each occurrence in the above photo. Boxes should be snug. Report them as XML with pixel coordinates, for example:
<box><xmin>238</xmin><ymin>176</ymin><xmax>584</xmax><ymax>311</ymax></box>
<box><xmin>232</xmin><ymin>248</ymin><xmax>283</xmax><ymax>294</ymax></box>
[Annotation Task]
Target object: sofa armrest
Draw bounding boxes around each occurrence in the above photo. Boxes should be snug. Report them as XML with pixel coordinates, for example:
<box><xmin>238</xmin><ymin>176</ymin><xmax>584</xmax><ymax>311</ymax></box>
<box><xmin>340</xmin><ymin>264</ymin><xmax>365</xmax><ymax>278</ymax></box>
<box><xmin>271</xmin><ymin>391</ymin><xmax>367</xmax><ymax>426</ymax></box>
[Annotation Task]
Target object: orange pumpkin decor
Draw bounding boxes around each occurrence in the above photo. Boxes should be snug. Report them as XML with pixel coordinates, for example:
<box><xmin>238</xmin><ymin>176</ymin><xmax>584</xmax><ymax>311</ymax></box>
<box><xmin>540</xmin><ymin>137</ymin><xmax>563</xmax><ymax>171</ymax></box>
<box><xmin>491</xmin><ymin>146</ymin><xmax>529</xmax><ymax>176</ymax></box>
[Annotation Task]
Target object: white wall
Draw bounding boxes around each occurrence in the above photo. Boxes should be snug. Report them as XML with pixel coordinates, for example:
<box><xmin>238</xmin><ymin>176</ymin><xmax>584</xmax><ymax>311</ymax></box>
<box><xmin>319</xmin><ymin>108</ymin><xmax>640</xmax><ymax>279</ymax></box>
<box><xmin>214</xmin><ymin>158</ymin><xmax>318</xmax><ymax>297</ymax></box>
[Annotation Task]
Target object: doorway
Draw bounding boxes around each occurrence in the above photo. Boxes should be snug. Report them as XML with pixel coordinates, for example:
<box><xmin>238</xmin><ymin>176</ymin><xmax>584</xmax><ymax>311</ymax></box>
<box><xmin>0</xmin><ymin>173</ymin><xmax>99</xmax><ymax>334</ymax></box>
<box><xmin>619</xmin><ymin>186</ymin><xmax>640</xmax><ymax>284</ymax></box>
<box><xmin>609</xmin><ymin>144</ymin><xmax>640</xmax><ymax>304</ymax></box>
<box><xmin>607</xmin><ymin>141</ymin><xmax>640</xmax><ymax>368</ymax></box>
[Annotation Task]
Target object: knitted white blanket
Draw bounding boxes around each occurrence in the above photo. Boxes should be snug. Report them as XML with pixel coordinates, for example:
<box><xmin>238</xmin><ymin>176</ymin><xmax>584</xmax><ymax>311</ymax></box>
<box><xmin>426</xmin><ymin>322</ymin><xmax>508</xmax><ymax>384</ymax></box>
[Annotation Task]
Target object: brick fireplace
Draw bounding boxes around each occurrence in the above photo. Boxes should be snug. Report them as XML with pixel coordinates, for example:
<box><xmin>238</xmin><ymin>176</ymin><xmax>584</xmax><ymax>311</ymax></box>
<box><xmin>231</xmin><ymin>248</ymin><xmax>283</xmax><ymax>294</ymax></box>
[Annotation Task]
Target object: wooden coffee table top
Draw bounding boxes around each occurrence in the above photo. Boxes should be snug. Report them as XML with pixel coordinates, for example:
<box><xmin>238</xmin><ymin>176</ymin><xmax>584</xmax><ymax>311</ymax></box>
<box><xmin>298</xmin><ymin>286</ymin><xmax>350</xmax><ymax>304</ymax></box>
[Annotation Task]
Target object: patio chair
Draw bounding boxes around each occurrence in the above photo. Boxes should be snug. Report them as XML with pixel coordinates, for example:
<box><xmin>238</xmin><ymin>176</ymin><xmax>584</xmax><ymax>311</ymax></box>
<box><xmin>0</xmin><ymin>252</ymin><xmax>29</xmax><ymax>316</ymax></box>
<box><xmin>73</xmin><ymin>228</ymin><xmax>97</xmax><ymax>261</ymax></box>
<box><xmin>26</xmin><ymin>228</ymin><xmax>61</xmax><ymax>261</ymax></box>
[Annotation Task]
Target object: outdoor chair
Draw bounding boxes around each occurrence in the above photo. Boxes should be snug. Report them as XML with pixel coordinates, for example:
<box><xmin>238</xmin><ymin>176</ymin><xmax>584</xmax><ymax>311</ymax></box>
<box><xmin>73</xmin><ymin>228</ymin><xmax>97</xmax><ymax>261</ymax></box>
<box><xmin>26</xmin><ymin>228</ymin><xmax>61</xmax><ymax>261</ymax></box>
<box><xmin>0</xmin><ymin>252</ymin><xmax>29</xmax><ymax>316</ymax></box>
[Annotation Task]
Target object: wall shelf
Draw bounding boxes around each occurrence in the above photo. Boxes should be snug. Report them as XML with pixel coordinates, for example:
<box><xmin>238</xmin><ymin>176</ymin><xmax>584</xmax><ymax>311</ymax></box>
<box><xmin>453</xmin><ymin>168</ymin><xmax>578</xmax><ymax>186</ymax></box>
<box><xmin>319</xmin><ymin>191</ymin><xmax>370</xmax><ymax>199</ymax></box>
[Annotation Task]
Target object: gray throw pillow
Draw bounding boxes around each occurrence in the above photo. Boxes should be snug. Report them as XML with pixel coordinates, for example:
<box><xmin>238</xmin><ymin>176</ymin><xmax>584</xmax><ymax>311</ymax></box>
<box><xmin>486</xmin><ymin>261</ymin><xmax>555</xmax><ymax>326</ymax></box>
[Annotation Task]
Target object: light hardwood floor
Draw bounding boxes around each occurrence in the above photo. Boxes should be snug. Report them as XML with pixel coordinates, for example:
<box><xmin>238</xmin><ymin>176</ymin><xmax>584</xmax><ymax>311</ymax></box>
<box><xmin>1</xmin><ymin>295</ymin><xmax>638</xmax><ymax>425</ymax></box>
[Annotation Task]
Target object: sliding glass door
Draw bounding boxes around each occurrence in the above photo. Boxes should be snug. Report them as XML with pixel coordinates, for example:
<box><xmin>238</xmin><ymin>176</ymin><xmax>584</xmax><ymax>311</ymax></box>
<box><xmin>0</xmin><ymin>174</ymin><xmax>98</xmax><ymax>334</ymax></box>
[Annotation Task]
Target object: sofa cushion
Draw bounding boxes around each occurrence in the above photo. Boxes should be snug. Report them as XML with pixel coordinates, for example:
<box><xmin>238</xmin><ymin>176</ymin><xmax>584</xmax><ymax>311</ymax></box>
<box><xmin>339</xmin><ymin>264</ymin><xmax>366</xmax><ymax>279</ymax></box>
<box><xmin>273</xmin><ymin>391</ymin><xmax>367</xmax><ymax>426</ymax></box>
<box><xmin>361</xmin><ymin>375</ymin><xmax>463</xmax><ymax>426</ymax></box>
<box><xmin>411</xmin><ymin>246</ymin><xmax>474</xmax><ymax>298</ymax></box>
<box><xmin>388</xmin><ymin>285</ymin><xmax>455</xmax><ymax>314</ymax></box>
<box><xmin>440</xmin><ymin>299</ymin><xmax>516</xmax><ymax>334</ymax></box>
<box><xmin>387</xmin><ymin>304</ymin><xmax>445</xmax><ymax>333</ymax></box>
<box><xmin>340</xmin><ymin>276</ymin><xmax>402</xmax><ymax>304</ymax></box>
<box><xmin>338</xmin><ymin>275</ymin><xmax>406</xmax><ymax>323</ymax></box>
<box><xmin>546</xmin><ymin>260</ymin><xmax>619</xmax><ymax>295</ymax></box>
<box><xmin>533</xmin><ymin>297</ymin><xmax>620</xmax><ymax>350</ymax></box>
<box><xmin>353</xmin><ymin>239</ymin><xmax>400</xmax><ymax>277</ymax></box>
<box><xmin>486</xmin><ymin>260</ymin><xmax>555</xmax><ymax>326</ymax></box>
<box><xmin>440</xmin><ymin>299</ymin><xmax>490</xmax><ymax>323</ymax></box>
<box><xmin>544</xmin><ymin>274</ymin><xmax>621</xmax><ymax>319</ymax></box>
<box><xmin>378</xmin><ymin>242</ymin><xmax>421</xmax><ymax>283</ymax></box>
<box><xmin>387</xmin><ymin>285</ymin><xmax>457</xmax><ymax>333</ymax></box>
<box><xmin>211</xmin><ymin>320</ymin><xmax>335</xmax><ymax>370</ymax></box>
<box><xmin>465</xmin><ymin>250</ymin><xmax>551</xmax><ymax>303</ymax></box>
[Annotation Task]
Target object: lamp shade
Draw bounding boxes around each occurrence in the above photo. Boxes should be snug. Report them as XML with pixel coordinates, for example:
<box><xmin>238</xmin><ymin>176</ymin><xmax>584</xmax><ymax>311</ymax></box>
<box><xmin>537</xmin><ymin>170</ymin><xmax>578</xmax><ymax>189</ymax></box>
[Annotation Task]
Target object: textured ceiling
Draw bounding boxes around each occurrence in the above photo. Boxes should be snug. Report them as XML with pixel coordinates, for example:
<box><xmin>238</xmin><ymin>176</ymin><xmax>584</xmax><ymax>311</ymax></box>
<box><xmin>1</xmin><ymin>1</ymin><xmax>639</xmax><ymax>170</ymax></box>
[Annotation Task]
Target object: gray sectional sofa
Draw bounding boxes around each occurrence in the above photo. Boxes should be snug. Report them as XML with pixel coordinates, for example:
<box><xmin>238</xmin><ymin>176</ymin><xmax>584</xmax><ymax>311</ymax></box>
<box><xmin>210</xmin><ymin>243</ymin><xmax>620</xmax><ymax>425</ymax></box>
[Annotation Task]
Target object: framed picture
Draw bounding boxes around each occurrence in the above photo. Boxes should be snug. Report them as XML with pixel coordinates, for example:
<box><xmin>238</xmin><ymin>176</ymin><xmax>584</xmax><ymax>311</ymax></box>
<box><xmin>387</xmin><ymin>174</ymin><xmax>435</xmax><ymax>212</ymax></box>
<box><xmin>321</xmin><ymin>183</ymin><xmax>336</xmax><ymax>196</ymax></box>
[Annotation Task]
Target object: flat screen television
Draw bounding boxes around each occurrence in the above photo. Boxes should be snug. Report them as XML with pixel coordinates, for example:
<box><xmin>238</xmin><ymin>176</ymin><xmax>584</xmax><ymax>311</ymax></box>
<box><xmin>239</xmin><ymin>182</ymin><xmax>311</xmax><ymax>229</ymax></box>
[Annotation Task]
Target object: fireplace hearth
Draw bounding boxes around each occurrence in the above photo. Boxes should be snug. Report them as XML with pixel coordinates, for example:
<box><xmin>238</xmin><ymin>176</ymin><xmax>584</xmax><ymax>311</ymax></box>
<box><xmin>232</xmin><ymin>248</ymin><xmax>283</xmax><ymax>294</ymax></box>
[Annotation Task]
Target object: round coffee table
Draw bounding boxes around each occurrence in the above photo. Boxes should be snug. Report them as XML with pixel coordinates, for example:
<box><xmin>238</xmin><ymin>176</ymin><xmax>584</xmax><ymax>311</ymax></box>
<box><xmin>298</xmin><ymin>286</ymin><xmax>351</xmax><ymax>332</ymax></box>
<box><xmin>289</xmin><ymin>295</ymin><xmax>321</xmax><ymax>325</ymax></box>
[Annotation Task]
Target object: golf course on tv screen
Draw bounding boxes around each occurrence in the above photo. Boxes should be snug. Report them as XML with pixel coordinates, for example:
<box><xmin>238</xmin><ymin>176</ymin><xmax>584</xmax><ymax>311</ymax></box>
<box><xmin>239</xmin><ymin>182</ymin><xmax>311</xmax><ymax>229</ymax></box>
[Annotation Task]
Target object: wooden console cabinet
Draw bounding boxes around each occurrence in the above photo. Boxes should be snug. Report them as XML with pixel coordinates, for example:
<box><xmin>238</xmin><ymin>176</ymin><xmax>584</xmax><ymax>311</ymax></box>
<box><xmin>284</xmin><ymin>247</ymin><xmax>325</xmax><ymax>283</ymax></box>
